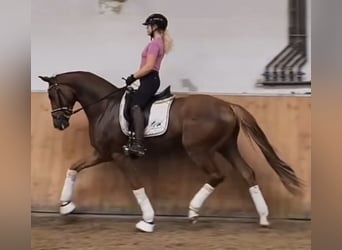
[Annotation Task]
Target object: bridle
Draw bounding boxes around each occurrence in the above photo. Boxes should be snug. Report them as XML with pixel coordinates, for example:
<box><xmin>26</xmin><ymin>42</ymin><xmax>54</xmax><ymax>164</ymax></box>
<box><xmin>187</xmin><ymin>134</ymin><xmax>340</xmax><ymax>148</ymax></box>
<box><xmin>48</xmin><ymin>81</ymin><xmax>127</xmax><ymax>118</ymax></box>
<box><xmin>48</xmin><ymin>83</ymin><xmax>74</xmax><ymax>119</ymax></box>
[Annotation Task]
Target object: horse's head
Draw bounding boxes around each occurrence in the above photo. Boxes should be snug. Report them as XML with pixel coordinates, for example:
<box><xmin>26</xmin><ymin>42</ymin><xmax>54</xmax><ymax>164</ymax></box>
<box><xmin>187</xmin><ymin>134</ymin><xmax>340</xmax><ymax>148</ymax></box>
<box><xmin>39</xmin><ymin>75</ymin><xmax>77</xmax><ymax>131</ymax></box>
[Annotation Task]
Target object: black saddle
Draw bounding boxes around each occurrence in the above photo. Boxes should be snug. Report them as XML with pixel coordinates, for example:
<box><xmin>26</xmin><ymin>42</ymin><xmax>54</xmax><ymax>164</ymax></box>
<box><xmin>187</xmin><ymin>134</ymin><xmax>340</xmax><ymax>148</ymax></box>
<box><xmin>123</xmin><ymin>85</ymin><xmax>174</xmax><ymax>130</ymax></box>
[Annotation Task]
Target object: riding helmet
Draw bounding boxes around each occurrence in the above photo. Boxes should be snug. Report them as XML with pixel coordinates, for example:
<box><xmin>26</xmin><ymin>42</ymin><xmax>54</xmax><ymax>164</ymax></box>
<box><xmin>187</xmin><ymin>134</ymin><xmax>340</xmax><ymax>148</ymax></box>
<box><xmin>142</xmin><ymin>13</ymin><xmax>168</xmax><ymax>31</ymax></box>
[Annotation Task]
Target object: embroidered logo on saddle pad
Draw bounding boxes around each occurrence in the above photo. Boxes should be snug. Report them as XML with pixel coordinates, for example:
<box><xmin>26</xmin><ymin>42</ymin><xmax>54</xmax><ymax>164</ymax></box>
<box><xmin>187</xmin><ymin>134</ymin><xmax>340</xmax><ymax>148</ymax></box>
<box><xmin>119</xmin><ymin>87</ymin><xmax>175</xmax><ymax>137</ymax></box>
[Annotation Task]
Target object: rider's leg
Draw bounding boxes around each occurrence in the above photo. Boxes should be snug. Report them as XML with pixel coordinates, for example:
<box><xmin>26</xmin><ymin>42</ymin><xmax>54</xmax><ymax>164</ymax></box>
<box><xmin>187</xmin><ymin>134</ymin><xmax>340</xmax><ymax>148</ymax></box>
<box><xmin>130</xmin><ymin>104</ymin><xmax>146</xmax><ymax>156</ymax></box>
<box><xmin>127</xmin><ymin>71</ymin><xmax>160</xmax><ymax>157</ymax></box>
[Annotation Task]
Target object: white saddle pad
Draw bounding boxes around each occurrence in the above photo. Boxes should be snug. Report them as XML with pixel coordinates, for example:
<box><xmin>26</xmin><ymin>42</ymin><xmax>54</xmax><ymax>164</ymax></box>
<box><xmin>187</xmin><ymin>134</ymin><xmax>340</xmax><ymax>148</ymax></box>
<box><xmin>119</xmin><ymin>92</ymin><xmax>175</xmax><ymax>137</ymax></box>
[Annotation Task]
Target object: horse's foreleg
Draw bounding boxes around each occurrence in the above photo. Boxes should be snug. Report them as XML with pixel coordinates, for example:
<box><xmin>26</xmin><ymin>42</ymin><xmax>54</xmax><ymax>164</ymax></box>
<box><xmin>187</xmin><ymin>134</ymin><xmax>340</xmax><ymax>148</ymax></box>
<box><xmin>113</xmin><ymin>153</ymin><xmax>155</xmax><ymax>233</ymax></box>
<box><xmin>132</xmin><ymin>187</ymin><xmax>155</xmax><ymax>233</ymax></box>
<box><xmin>60</xmin><ymin>151</ymin><xmax>109</xmax><ymax>215</ymax></box>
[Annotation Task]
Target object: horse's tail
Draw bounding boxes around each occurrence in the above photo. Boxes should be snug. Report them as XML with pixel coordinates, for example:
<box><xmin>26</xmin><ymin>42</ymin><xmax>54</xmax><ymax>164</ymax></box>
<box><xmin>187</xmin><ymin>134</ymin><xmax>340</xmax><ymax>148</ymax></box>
<box><xmin>230</xmin><ymin>103</ymin><xmax>304</xmax><ymax>196</ymax></box>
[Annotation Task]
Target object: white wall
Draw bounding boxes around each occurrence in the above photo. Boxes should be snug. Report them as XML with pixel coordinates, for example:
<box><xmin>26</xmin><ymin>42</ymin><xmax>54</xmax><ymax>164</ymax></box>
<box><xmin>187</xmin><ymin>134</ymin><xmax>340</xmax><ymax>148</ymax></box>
<box><xmin>31</xmin><ymin>0</ymin><xmax>311</xmax><ymax>95</ymax></box>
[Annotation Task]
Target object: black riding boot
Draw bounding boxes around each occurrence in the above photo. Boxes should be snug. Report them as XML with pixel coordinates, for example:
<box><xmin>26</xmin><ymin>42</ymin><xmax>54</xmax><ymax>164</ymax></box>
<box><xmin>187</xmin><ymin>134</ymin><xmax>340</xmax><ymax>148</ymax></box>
<box><xmin>129</xmin><ymin>105</ymin><xmax>146</xmax><ymax>156</ymax></box>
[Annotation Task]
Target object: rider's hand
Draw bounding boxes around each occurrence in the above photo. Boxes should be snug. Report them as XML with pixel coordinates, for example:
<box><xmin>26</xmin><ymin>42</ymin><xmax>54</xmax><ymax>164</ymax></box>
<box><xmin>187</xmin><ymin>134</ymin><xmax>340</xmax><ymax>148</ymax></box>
<box><xmin>125</xmin><ymin>74</ymin><xmax>137</xmax><ymax>86</ymax></box>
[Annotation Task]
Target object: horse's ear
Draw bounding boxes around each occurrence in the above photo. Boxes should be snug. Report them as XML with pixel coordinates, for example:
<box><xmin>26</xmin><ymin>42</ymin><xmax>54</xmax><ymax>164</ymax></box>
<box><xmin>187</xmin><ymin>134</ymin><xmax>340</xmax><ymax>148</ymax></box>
<box><xmin>38</xmin><ymin>75</ymin><xmax>51</xmax><ymax>83</ymax></box>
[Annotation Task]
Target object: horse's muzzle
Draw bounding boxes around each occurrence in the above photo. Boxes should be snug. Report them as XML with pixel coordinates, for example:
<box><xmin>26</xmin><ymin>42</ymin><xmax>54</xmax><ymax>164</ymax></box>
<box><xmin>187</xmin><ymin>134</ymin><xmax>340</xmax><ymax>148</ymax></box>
<box><xmin>54</xmin><ymin>117</ymin><xmax>70</xmax><ymax>130</ymax></box>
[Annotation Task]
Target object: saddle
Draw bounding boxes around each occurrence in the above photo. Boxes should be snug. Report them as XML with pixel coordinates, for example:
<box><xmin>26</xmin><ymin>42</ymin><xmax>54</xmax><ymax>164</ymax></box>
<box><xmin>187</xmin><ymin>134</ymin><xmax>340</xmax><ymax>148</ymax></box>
<box><xmin>119</xmin><ymin>85</ymin><xmax>175</xmax><ymax>137</ymax></box>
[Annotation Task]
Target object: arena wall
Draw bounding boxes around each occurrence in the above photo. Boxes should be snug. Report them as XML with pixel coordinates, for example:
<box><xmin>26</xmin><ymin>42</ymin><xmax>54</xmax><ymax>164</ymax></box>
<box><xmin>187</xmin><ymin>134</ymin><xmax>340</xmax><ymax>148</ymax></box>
<box><xmin>31</xmin><ymin>93</ymin><xmax>311</xmax><ymax>219</ymax></box>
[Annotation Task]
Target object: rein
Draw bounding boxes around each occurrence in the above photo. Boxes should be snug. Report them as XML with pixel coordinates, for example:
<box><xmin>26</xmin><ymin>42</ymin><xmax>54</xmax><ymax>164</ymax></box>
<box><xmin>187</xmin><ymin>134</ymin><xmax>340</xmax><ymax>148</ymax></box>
<box><xmin>49</xmin><ymin>81</ymin><xmax>127</xmax><ymax>117</ymax></box>
<box><xmin>71</xmin><ymin>86</ymin><xmax>127</xmax><ymax>115</ymax></box>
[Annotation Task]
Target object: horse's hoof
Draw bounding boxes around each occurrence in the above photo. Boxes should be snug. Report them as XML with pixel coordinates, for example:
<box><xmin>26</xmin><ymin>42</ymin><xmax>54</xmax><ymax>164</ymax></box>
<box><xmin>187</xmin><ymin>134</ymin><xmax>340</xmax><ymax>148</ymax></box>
<box><xmin>259</xmin><ymin>217</ymin><xmax>270</xmax><ymax>227</ymax></box>
<box><xmin>189</xmin><ymin>216</ymin><xmax>199</xmax><ymax>224</ymax></box>
<box><xmin>135</xmin><ymin>220</ymin><xmax>155</xmax><ymax>233</ymax></box>
<box><xmin>60</xmin><ymin>201</ymin><xmax>76</xmax><ymax>215</ymax></box>
<box><xmin>188</xmin><ymin>209</ymin><xmax>199</xmax><ymax>224</ymax></box>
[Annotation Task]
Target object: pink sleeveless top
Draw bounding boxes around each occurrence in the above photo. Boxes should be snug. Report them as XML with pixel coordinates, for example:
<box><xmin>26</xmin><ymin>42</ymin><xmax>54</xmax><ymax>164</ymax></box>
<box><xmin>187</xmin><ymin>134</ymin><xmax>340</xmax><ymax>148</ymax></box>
<box><xmin>140</xmin><ymin>37</ymin><xmax>165</xmax><ymax>71</ymax></box>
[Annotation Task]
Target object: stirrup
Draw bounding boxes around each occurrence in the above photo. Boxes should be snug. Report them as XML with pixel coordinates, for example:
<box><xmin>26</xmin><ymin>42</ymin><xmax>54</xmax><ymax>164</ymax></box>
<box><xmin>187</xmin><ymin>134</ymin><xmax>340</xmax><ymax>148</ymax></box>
<box><xmin>122</xmin><ymin>131</ymin><xmax>135</xmax><ymax>154</ymax></box>
<box><xmin>122</xmin><ymin>132</ymin><xmax>146</xmax><ymax>157</ymax></box>
<box><xmin>129</xmin><ymin>142</ymin><xmax>146</xmax><ymax>156</ymax></box>
<box><xmin>122</xmin><ymin>144</ymin><xmax>145</xmax><ymax>157</ymax></box>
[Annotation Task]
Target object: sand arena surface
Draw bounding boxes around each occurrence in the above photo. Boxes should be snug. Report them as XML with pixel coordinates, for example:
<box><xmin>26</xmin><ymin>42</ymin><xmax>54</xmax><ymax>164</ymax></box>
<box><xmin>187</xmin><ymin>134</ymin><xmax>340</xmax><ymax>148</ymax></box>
<box><xmin>31</xmin><ymin>214</ymin><xmax>311</xmax><ymax>250</ymax></box>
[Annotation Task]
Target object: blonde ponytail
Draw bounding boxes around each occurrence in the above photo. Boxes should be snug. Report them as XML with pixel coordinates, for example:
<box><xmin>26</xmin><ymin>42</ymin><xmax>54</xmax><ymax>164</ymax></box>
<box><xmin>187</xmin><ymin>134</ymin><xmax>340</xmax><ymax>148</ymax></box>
<box><xmin>163</xmin><ymin>30</ymin><xmax>173</xmax><ymax>54</ymax></box>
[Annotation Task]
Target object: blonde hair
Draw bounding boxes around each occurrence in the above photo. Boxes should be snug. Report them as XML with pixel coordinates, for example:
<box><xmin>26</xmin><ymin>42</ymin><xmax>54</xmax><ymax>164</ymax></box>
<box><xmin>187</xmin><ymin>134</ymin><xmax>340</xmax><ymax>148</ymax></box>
<box><xmin>162</xmin><ymin>30</ymin><xmax>173</xmax><ymax>54</ymax></box>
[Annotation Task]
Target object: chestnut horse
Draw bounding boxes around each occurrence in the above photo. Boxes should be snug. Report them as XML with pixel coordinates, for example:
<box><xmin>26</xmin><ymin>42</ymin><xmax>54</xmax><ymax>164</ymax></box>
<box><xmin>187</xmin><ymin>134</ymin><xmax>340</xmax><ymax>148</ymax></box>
<box><xmin>39</xmin><ymin>71</ymin><xmax>303</xmax><ymax>233</ymax></box>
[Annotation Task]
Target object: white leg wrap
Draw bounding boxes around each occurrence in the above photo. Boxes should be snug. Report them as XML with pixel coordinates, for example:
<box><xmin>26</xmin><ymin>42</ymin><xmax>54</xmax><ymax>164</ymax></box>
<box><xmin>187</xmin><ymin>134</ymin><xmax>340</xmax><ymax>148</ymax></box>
<box><xmin>133</xmin><ymin>187</ymin><xmax>154</xmax><ymax>223</ymax></box>
<box><xmin>135</xmin><ymin>220</ymin><xmax>155</xmax><ymax>233</ymax></box>
<box><xmin>60</xmin><ymin>169</ymin><xmax>77</xmax><ymax>202</ymax></box>
<box><xmin>249</xmin><ymin>185</ymin><xmax>270</xmax><ymax>226</ymax></box>
<box><xmin>189</xmin><ymin>183</ymin><xmax>215</xmax><ymax>218</ymax></box>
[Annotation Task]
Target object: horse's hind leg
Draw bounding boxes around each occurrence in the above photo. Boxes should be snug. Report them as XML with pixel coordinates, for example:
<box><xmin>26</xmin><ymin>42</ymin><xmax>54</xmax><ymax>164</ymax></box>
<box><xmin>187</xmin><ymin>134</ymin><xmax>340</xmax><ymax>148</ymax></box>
<box><xmin>185</xmin><ymin>150</ymin><xmax>225</xmax><ymax>223</ymax></box>
<box><xmin>59</xmin><ymin>151</ymin><xmax>109</xmax><ymax>215</ymax></box>
<box><xmin>223</xmin><ymin>139</ymin><xmax>270</xmax><ymax>227</ymax></box>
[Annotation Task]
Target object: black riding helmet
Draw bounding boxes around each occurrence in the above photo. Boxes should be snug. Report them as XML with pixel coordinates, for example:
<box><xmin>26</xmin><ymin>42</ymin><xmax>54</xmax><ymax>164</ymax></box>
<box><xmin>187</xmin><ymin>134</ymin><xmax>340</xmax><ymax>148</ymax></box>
<box><xmin>142</xmin><ymin>13</ymin><xmax>168</xmax><ymax>33</ymax></box>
